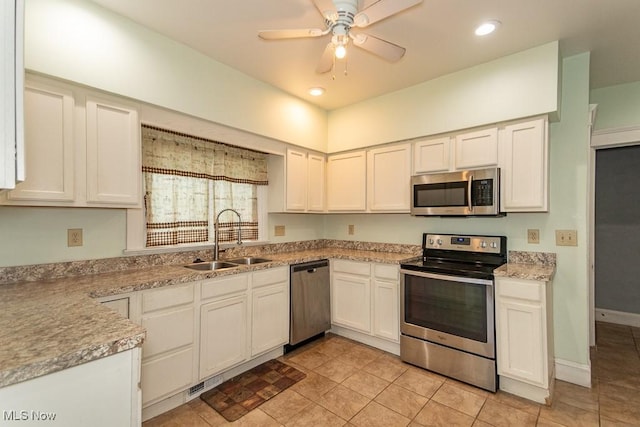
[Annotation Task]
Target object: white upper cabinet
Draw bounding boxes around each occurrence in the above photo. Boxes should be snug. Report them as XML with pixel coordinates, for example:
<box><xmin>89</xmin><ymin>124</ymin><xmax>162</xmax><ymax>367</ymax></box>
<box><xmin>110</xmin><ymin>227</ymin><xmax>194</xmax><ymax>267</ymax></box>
<box><xmin>327</xmin><ymin>150</ymin><xmax>366</xmax><ymax>211</ymax></box>
<box><xmin>0</xmin><ymin>0</ymin><xmax>24</xmax><ymax>190</ymax></box>
<box><xmin>269</xmin><ymin>148</ymin><xmax>325</xmax><ymax>213</ymax></box>
<box><xmin>0</xmin><ymin>74</ymin><xmax>141</xmax><ymax>208</ymax></box>
<box><xmin>454</xmin><ymin>127</ymin><xmax>499</xmax><ymax>170</ymax></box>
<box><xmin>307</xmin><ymin>153</ymin><xmax>325</xmax><ymax>212</ymax></box>
<box><xmin>7</xmin><ymin>82</ymin><xmax>74</xmax><ymax>202</ymax></box>
<box><xmin>413</xmin><ymin>136</ymin><xmax>451</xmax><ymax>174</ymax></box>
<box><xmin>367</xmin><ymin>143</ymin><xmax>411</xmax><ymax>212</ymax></box>
<box><xmin>285</xmin><ymin>148</ymin><xmax>307</xmax><ymax>211</ymax></box>
<box><xmin>86</xmin><ymin>95</ymin><xmax>141</xmax><ymax>205</ymax></box>
<box><xmin>499</xmin><ymin>117</ymin><xmax>549</xmax><ymax>212</ymax></box>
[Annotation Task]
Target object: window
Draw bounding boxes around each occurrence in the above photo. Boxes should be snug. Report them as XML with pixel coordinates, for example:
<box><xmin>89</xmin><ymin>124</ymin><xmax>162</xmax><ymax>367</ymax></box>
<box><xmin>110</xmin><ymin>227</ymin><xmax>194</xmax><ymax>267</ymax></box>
<box><xmin>141</xmin><ymin>125</ymin><xmax>268</xmax><ymax>248</ymax></box>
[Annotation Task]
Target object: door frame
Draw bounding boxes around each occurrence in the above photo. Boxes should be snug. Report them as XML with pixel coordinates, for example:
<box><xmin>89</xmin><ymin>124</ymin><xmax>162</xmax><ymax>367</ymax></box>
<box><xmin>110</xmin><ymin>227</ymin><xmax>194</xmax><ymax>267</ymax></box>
<box><xmin>589</xmin><ymin>121</ymin><xmax>640</xmax><ymax>345</ymax></box>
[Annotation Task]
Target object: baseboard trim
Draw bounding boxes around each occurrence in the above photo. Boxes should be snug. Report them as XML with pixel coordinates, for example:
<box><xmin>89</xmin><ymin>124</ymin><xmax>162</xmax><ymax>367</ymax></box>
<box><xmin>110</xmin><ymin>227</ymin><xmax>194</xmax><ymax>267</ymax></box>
<box><xmin>555</xmin><ymin>358</ymin><xmax>591</xmax><ymax>388</ymax></box>
<box><xmin>595</xmin><ymin>308</ymin><xmax>640</xmax><ymax>328</ymax></box>
<box><xmin>330</xmin><ymin>325</ymin><xmax>400</xmax><ymax>355</ymax></box>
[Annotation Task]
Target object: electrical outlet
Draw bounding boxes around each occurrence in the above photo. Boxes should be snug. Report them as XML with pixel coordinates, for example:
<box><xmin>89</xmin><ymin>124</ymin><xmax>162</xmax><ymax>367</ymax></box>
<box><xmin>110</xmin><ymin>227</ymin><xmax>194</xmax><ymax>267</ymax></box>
<box><xmin>556</xmin><ymin>229</ymin><xmax>578</xmax><ymax>246</ymax></box>
<box><xmin>348</xmin><ymin>224</ymin><xmax>355</xmax><ymax>235</ymax></box>
<box><xmin>527</xmin><ymin>229</ymin><xmax>540</xmax><ymax>244</ymax></box>
<box><xmin>67</xmin><ymin>228</ymin><xmax>83</xmax><ymax>247</ymax></box>
<box><xmin>274</xmin><ymin>225</ymin><xmax>285</xmax><ymax>237</ymax></box>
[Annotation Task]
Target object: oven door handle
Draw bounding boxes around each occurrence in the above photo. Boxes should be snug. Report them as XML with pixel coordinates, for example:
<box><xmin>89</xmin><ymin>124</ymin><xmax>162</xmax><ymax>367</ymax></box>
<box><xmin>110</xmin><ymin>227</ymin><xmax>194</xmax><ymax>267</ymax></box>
<box><xmin>400</xmin><ymin>269</ymin><xmax>493</xmax><ymax>286</ymax></box>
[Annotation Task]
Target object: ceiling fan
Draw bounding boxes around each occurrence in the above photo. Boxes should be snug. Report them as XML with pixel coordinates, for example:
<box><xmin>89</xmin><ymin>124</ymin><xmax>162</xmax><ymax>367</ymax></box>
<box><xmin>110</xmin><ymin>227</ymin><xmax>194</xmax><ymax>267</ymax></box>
<box><xmin>258</xmin><ymin>0</ymin><xmax>423</xmax><ymax>73</ymax></box>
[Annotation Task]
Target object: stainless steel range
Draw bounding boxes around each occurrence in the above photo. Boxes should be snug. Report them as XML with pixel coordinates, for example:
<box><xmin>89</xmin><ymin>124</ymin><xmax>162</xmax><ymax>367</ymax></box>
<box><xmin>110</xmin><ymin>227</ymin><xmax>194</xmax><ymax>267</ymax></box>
<box><xmin>400</xmin><ymin>233</ymin><xmax>507</xmax><ymax>392</ymax></box>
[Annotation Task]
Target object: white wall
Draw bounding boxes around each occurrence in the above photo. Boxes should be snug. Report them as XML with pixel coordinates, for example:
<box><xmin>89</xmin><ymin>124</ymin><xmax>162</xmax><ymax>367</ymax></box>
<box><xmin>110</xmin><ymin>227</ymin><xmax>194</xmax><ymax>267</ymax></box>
<box><xmin>327</xmin><ymin>42</ymin><xmax>560</xmax><ymax>152</ymax></box>
<box><xmin>24</xmin><ymin>0</ymin><xmax>327</xmax><ymax>152</ymax></box>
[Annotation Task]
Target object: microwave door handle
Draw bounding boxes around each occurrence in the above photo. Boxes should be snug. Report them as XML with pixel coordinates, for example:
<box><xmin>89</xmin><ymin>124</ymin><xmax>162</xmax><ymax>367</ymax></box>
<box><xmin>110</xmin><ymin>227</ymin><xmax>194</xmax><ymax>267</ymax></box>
<box><xmin>467</xmin><ymin>174</ymin><xmax>473</xmax><ymax>212</ymax></box>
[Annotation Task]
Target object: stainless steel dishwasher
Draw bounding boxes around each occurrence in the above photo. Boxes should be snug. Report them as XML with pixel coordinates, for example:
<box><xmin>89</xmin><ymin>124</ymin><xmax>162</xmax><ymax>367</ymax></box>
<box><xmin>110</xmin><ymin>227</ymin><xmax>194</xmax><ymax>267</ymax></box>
<box><xmin>289</xmin><ymin>259</ymin><xmax>331</xmax><ymax>348</ymax></box>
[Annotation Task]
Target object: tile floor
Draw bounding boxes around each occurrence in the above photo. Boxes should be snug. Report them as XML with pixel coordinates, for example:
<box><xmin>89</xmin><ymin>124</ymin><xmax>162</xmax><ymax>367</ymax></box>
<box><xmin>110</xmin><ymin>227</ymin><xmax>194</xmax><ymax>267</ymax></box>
<box><xmin>143</xmin><ymin>321</ymin><xmax>640</xmax><ymax>426</ymax></box>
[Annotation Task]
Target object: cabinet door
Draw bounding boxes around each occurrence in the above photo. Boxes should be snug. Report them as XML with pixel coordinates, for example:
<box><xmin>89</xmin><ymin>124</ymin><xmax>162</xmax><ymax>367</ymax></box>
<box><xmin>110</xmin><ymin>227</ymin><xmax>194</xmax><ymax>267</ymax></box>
<box><xmin>331</xmin><ymin>273</ymin><xmax>371</xmax><ymax>333</ymax></box>
<box><xmin>373</xmin><ymin>279</ymin><xmax>399</xmax><ymax>342</ymax></box>
<box><xmin>367</xmin><ymin>144</ymin><xmax>411</xmax><ymax>212</ymax></box>
<box><xmin>496</xmin><ymin>298</ymin><xmax>545</xmax><ymax>386</ymax></box>
<box><xmin>327</xmin><ymin>151</ymin><xmax>366</xmax><ymax>211</ymax></box>
<box><xmin>307</xmin><ymin>153</ymin><xmax>325</xmax><ymax>211</ymax></box>
<box><xmin>500</xmin><ymin>118</ymin><xmax>548</xmax><ymax>212</ymax></box>
<box><xmin>86</xmin><ymin>96</ymin><xmax>140</xmax><ymax>206</ymax></box>
<box><xmin>7</xmin><ymin>83</ymin><xmax>75</xmax><ymax>202</ymax></box>
<box><xmin>286</xmin><ymin>148</ymin><xmax>307</xmax><ymax>211</ymax></box>
<box><xmin>413</xmin><ymin>137</ymin><xmax>451</xmax><ymax>174</ymax></box>
<box><xmin>454</xmin><ymin>128</ymin><xmax>498</xmax><ymax>170</ymax></box>
<box><xmin>142</xmin><ymin>348</ymin><xmax>194</xmax><ymax>406</ymax></box>
<box><xmin>200</xmin><ymin>294</ymin><xmax>248</xmax><ymax>379</ymax></box>
<box><xmin>0</xmin><ymin>0</ymin><xmax>24</xmax><ymax>190</ymax></box>
<box><xmin>251</xmin><ymin>282</ymin><xmax>289</xmax><ymax>357</ymax></box>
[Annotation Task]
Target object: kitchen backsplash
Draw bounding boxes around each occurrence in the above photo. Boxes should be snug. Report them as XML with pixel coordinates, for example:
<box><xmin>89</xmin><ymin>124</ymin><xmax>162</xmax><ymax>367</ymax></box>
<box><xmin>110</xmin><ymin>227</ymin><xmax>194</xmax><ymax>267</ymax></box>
<box><xmin>0</xmin><ymin>240</ymin><xmax>421</xmax><ymax>285</ymax></box>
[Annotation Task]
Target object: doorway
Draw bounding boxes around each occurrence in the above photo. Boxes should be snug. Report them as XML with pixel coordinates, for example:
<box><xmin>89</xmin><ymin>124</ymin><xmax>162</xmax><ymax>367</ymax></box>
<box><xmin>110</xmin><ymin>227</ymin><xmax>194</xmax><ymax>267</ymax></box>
<box><xmin>590</xmin><ymin>127</ymin><xmax>640</xmax><ymax>345</ymax></box>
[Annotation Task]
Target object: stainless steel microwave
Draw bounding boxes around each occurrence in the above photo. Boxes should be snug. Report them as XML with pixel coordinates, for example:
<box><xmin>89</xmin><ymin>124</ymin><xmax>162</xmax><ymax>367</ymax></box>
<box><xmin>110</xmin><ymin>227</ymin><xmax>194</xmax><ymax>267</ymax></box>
<box><xmin>410</xmin><ymin>167</ymin><xmax>501</xmax><ymax>216</ymax></box>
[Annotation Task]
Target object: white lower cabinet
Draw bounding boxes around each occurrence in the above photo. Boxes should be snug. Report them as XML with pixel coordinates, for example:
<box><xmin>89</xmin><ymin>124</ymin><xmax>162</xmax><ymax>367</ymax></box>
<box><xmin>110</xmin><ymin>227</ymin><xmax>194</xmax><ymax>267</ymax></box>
<box><xmin>199</xmin><ymin>273</ymin><xmax>250</xmax><ymax>380</ymax></box>
<box><xmin>331</xmin><ymin>259</ymin><xmax>400</xmax><ymax>343</ymax></box>
<box><xmin>200</xmin><ymin>294</ymin><xmax>249</xmax><ymax>379</ymax></box>
<box><xmin>372</xmin><ymin>264</ymin><xmax>400</xmax><ymax>342</ymax></box>
<box><xmin>251</xmin><ymin>267</ymin><xmax>289</xmax><ymax>357</ymax></box>
<box><xmin>495</xmin><ymin>276</ymin><xmax>554</xmax><ymax>404</ymax></box>
<box><xmin>0</xmin><ymin>348</ymin><xmax>141</xmax><ymax>427</ymax></box>
<box><xmin>331</xmin><ymin>260</ymin><xmax>372</xmax><ymax>333</ymax></box>
<box><xmin>140</xmin><ymin>283</ymin><xmax>196</xmax><ymax>407</ymax></box>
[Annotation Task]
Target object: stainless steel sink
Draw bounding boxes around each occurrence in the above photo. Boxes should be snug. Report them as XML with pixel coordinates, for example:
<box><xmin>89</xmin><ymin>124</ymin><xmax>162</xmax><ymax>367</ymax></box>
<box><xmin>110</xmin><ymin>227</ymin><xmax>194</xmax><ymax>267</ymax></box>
<box><xmin>184</xmin><ymin>261</ymin><xmax>238</xmax><ymax>271</ymax></box>
<box><xmin>225</xmin><ymin>257</ymin><xmax>272</xmax><ymax>265</ymax></box>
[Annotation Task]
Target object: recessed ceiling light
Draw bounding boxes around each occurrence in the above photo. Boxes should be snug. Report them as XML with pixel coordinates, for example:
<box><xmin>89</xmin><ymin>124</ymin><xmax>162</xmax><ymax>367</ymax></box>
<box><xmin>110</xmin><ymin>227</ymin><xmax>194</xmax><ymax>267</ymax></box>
<box><xmin>308</xmin><ymin>87</ymin><xmax>325</xmax><ymax>96</ymax></box>
<box><xmin>475</xmin><ymin>20</ymin><xmax>501</xmax><ymax>36</ymax></box>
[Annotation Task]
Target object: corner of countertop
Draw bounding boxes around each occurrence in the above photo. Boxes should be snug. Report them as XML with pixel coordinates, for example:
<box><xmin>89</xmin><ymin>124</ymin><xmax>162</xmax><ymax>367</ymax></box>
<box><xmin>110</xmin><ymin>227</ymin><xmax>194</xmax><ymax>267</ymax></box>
<box><xmin>493</xmin><ymin>250</ymin><xmax>557</xmax><ymax>282</ymax></box>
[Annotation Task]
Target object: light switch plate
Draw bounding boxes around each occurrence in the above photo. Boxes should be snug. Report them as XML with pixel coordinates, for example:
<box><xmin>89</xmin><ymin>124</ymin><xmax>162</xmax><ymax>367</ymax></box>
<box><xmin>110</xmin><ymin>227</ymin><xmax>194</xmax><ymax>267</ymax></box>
<box><xmin>556</xmin><ymin>229</ymin><xmax>578</xmax><ymax>246</ymax></box>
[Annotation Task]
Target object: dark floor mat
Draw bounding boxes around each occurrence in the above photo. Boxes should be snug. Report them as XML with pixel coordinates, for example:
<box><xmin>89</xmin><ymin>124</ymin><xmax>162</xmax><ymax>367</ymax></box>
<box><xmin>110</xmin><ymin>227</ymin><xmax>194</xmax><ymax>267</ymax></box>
<box><xmin>200</xmin><ymin>359</ymin><xmax>306</xmax><ymax>422</ymax></box>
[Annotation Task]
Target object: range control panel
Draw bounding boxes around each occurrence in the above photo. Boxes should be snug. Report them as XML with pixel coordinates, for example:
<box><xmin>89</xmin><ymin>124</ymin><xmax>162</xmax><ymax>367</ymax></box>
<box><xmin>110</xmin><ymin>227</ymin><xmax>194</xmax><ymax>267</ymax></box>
<box><xmin>424</xmin><ymin>234</ymin><xmax>503</xmax><ymax>254</ymax></box>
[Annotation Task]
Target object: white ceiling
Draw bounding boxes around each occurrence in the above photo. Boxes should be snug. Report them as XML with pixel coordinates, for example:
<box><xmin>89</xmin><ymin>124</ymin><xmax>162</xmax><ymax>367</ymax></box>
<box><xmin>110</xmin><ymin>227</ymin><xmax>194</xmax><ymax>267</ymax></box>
<box><xmin>88</xmin><ymin>0</ymin><xmax>640</xmax><ymax>110</ymax></box>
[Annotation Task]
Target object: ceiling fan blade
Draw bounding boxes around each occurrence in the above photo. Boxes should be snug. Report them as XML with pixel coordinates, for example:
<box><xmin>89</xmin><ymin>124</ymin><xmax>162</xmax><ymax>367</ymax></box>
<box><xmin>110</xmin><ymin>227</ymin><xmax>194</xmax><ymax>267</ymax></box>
<box><xmin>354</xmin><ymin>0</ymin><xmax>423</xmax><ymax>28</ymax></box>
<box><xmin>351</xmin><ymin>33</ymin><xmax>406</xmax><ymax>62</ymax></box>
<box><xmin>316</xmin><ymin>43</ymin><xmax>334</xmax><ymax>74</ymax></box>
<box><xmin>258</xmin><ymin>28</ymin><xmax>326</xmax><ymax>40</ymax></box>
<box><xmin>313</xmin><ymin>0</ymin><xmax>338</xmax><ymax>21</ymax></box>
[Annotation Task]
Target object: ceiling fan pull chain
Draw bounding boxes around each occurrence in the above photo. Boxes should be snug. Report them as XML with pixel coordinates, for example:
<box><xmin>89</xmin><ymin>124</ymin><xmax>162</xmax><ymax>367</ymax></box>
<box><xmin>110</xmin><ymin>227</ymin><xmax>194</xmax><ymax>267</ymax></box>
<box><xmin>344</xmin><ymin>58</ymin><xmax>348</xmax><ymax>77</ymax></box>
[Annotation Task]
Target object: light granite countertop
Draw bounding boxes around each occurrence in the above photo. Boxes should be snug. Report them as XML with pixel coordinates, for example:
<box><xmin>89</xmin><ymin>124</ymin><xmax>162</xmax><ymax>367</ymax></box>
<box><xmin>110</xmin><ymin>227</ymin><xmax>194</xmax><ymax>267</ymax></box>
<box><xmin>0</xmin><ymin>245</ymin><xmax>419</xmax><ymax>389</ymax></box>
<box><xmin>493</xmin><ymin>250</ymin><xmax>557</xmax><ymax>282</ymax></box>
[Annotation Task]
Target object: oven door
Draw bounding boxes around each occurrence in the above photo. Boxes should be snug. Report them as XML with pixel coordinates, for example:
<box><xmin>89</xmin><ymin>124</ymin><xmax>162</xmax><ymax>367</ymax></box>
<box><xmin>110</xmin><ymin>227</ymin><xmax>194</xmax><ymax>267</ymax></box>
<box><xmin>400</xmin><ymin>269</ymin><xmax>495</xmax><ymax>359</ymax></box>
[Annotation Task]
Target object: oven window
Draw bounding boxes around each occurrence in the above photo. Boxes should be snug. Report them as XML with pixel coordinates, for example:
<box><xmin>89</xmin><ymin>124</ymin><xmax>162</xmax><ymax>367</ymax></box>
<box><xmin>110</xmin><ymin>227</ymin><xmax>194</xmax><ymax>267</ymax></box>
<box><xmin>404</xmin><ymin>275</ymin><xmax>488</xmax><ymax>342</ymax></box>
<box><xmin>414</xmin><ymin>182</ymin><xmax>468</xmax><ymax>207</ymax></box>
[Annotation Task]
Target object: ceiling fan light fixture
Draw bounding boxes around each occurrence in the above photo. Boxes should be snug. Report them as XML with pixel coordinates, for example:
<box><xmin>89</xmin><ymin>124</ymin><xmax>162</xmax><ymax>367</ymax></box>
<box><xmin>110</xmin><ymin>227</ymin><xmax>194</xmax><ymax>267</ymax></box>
<box><xmin>475</xmin><ymin>20</ymin><xmax>501</xmax><ymax>36</ymax></box>
<box><xmin>335</xmin><ymin>43</ymin><xmax>347</xmax><ymax>59</ymax></box>
<box><xmin>308</xmin><ymin>87</ymin><xmax>325</xmax><ymax>96</ymax></box>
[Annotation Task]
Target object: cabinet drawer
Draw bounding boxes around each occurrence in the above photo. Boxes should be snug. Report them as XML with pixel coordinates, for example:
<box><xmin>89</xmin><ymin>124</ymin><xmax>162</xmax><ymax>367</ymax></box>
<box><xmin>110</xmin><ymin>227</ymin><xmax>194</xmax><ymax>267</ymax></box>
<box><xmin>497</xmin><ymin>278</ymin><xmax>541</xmax><ymax>302</ymax></box>
<box><xmin>201</xmin><ymin>274</ymin><xmax>249</xmax><ymax>300</ymax></box>
<box><xmin>253</xmin><ymin>266</ymin><xmax>288</xmax><ymax>289</ymax></box>
<box><xmin>373</xmin><ymin>264</ymin><xmax>398</xmax><ymax>281</ymax></box>
<box><xmin>332</xmin><ymin>259</ymin><xmax>370</xmax><ymax>276</ymax></box>
<box><xmin>142</xmin><ymin>283</ymin><xmax>194</xmax><ymax>313</ymax></box>
<box><xmin>142</xmin><ymin>306</ymin><xmax>194</xmax><ymax>359</ymax></box>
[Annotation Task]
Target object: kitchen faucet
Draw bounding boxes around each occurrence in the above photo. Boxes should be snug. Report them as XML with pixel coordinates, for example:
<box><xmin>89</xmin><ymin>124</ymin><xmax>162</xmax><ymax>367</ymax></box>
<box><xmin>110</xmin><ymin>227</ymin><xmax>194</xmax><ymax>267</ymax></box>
<box><xmin>214</xmin><ymin>208</ymin><xmax>242</xmax><ymax>260</ymax></box>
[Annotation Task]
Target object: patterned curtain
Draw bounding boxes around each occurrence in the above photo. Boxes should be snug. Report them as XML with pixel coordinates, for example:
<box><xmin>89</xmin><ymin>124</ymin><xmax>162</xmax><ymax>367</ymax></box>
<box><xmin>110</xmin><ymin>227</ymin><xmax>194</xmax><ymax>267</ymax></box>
<box><xmin>141</xmin><ymin>125</ymin><xmax>268</xmax><ymax>247</ymax></box>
